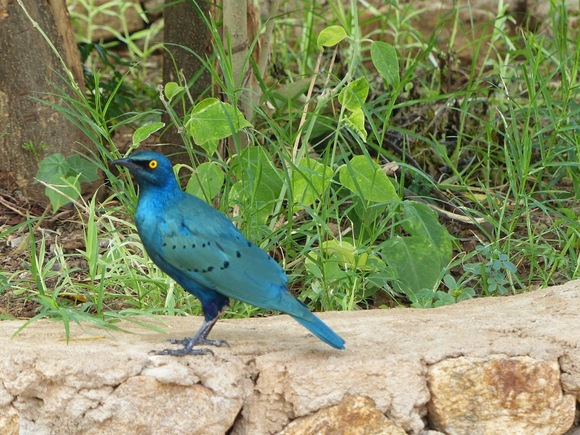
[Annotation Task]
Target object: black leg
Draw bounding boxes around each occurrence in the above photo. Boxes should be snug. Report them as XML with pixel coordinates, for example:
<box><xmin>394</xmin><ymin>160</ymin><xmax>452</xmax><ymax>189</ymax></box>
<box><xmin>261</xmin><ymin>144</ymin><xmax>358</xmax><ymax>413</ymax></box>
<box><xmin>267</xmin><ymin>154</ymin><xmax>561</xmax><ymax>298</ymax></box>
<box><xmin>153</xmin><ymin>315</ymin><xmax>228</xmax><ymax>356</ymax></box>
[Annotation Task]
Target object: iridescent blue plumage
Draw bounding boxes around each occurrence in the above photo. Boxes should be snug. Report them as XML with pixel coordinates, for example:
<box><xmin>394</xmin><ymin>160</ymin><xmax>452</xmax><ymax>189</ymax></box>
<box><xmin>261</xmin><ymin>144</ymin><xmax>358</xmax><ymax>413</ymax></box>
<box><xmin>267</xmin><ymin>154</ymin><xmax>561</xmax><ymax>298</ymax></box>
<box><xmin>113</xmin><ymin>150</ymin><xmax>345</xmax><ymax>355</ymax></box>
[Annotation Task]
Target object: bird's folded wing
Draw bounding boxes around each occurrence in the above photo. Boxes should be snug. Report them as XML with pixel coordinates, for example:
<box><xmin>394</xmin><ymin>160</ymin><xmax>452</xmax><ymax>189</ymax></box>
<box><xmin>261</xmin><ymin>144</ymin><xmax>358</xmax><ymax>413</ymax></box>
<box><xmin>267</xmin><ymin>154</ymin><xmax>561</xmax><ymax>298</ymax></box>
<box><xmin>157</xmin><ymin>215</ymin><xmax>288</xmax><ymax>308</ymax></box>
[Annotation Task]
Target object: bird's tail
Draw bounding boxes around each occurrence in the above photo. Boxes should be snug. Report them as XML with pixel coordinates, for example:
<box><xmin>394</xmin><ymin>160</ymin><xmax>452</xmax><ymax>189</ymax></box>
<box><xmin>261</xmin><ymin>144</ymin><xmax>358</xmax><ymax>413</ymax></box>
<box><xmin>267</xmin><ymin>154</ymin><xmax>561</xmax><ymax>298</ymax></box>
<box><xmin>289</xmin><ymin>304</ymin><xmax>346</xmax><ymax>350</ymax></box>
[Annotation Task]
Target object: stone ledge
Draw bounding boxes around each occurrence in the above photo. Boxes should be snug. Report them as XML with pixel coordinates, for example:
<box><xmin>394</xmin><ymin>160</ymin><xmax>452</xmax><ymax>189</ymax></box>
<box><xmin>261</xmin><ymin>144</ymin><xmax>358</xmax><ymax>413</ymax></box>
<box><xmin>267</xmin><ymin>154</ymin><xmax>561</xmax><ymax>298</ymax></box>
<box><xmin>1</xmin><ymin>280</ymin><xmax>579</xmax><ymax>434</ymax></box>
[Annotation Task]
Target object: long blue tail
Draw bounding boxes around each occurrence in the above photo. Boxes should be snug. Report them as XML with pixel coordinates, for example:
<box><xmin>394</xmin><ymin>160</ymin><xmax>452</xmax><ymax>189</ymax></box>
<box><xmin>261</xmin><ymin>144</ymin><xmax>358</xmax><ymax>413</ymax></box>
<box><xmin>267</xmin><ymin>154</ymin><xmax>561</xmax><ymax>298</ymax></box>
<box><xmin>290</xmin><ymin>308</ymin><xmax>345</xmax><ymax>350</ymax></box>
<box><xmin>256</xmin><ymin>286</ymin><xmax>346</xmax><ymax>349</ymax></box>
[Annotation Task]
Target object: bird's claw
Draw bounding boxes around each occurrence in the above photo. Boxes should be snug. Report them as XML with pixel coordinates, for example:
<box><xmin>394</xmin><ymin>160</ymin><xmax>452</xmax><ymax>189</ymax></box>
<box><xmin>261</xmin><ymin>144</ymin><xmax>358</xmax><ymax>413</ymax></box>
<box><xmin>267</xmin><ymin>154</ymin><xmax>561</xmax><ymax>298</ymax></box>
<box><xmin>151</xmin><ymin>347</ymin><xmax>214</xmax><ymax>356</ymax></box>
<box><xmin>151</xmin><ymin>336</ymin><xmax>229</xmax><ymax>356</ymax></box>
<box><xmin>168</xmin><ymin>337</ymin><xmax>229</xmax><ymax>348</ymax></box>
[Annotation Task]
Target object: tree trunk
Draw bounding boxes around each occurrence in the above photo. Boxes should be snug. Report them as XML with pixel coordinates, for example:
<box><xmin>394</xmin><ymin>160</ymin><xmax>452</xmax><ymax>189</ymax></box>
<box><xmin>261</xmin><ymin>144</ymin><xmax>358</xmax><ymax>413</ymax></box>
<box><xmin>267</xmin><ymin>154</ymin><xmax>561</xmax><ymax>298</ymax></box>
<box><xmin>223</xmin><ymin>0</ymin><xmax>248</xmax><ymax>113</ymax></box>
<box><xmin>161</xmin><ymin>0</ymin><xmax>212</xmax><ymax>159</ymax></box>
<box><xmin>0</xmin><ymin>0</ymin><xmax>88</xmax><ymax>205</ymax></box>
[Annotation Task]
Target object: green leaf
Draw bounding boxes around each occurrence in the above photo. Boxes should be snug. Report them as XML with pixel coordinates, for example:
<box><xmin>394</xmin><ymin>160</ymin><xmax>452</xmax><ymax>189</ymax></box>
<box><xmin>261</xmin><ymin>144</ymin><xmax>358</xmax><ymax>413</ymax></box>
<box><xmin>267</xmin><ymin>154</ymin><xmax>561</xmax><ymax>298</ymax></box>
<box><xmin>201</xmin><ymin>140</ymin><xmax>219</xmax><ymax>156</ymax></box>
<box><xmin>381</xmin><ymin>201</ymin><xmax>453</xmax><ymax>296</ymax></box>
<box><xmin>456</xmin><ymin>287</ymin><xmax>476</xmax><ymax>302</ymax></box>
<box><xmin>338</xmin><ymin>77</ymin><xmax>369</xmax><ymax>111</ymax></box>
<box><xmin>339</xmin><ymin>155</ymin><xmax>398</xmax><ymax>202</ymax></box>
<box><xmin>443</xmin><ymin>274</ymin><xmax>458</xmax><ymax>289</ymax></box>
<box><xmin>370</xmin><ymin>41</ymin><xmax>400</xmax><ymax>87</ymax></box>
<box><xmin>44</xmin><ymin>174</ymin><xmax>81</xmax><ymax>211</ymax></box>
<box><xmin>230</xmin><ymin>147</ymin><xmax>283</xmax><ymax>225</ymax></box>
<box><xmin>382</xmin><ymin>235</ymin><xmax>443</xmax><ymax>295</ymax></box>
<box><xmin>164</xmin><ymin>82</ymin><xmax>184</xmax><ymax>100</ymax></box>
<box><xmin>433</xmin><ymin>291</ymin><xmax>456</xmax><ymax>307</ymax></box>
<box><xmin>317</xmin><ymin>25</ymin><xmax>347</xmax><ymax>49</ymax></box>
<box><xmin>351</xmin><ymin>196</ymin><xmax>387</xmax><ymax>225</ymax></box>
<box><xmin>37</xmin><ymin>153</ymin><xmax>68</xmax><ymax>183</ymax></box>
<box><xmin>185</xmin><ymin>162</ymin><xmax>225</xmax><ymax>202</ymax></box>
<box><xmin>186</xmin><ymin>98</ymin><xmax>252</xmax><ymax>150</ymax></box>
<box><xmin>66</xmin><ymin>155</ymin><xmax>99</xmax><ymax>183</ymax></box>
<box><xmin>290</xmin><ymin>157</ymin><xmax>333</xmax><ymax>210</ymax></box>
<box><xmin>401</xmin><ymin>201</ymin><xmax>453</xmax><ymax>265</ymax></box>
<box><xmin>305</xmin><ymin>253</ymin><xmax>352</xmax><ymax>287</ymax></box>
<box><xmin>343</xmin><ymin>107</ymin><xmax>367</xmax><ymax>142</ymax></box>
<box><xmin>132</xmin><ymin>122</ymin><xmax>165</xmax><ymax>146</ymax></box>
<box><xmin>321</xmin><ymin>240</ymin><xmax>369</xmax><ymax>269</ymax></box>
<box><xmin>37</xmin><ymin>153</ymin><xmax>99</xmax><ymax>210</ymax></box>
<box><xmin>37</xmin><ymin>154</ymin><xmax>75</xmax><ymax>210</ymax></box>
<box><xmin>322</xmin><ymin>240</ymin><xmax>360</xmax><ymax>267</ymax></box>
<box><xmin>272</xmin><ymin>78</ymin><xmax>311</xmax><ymax>101</ymax></box>
<box><xmin>304</xmin><ymin>257</ymin><xmax>323</xmax><ymax>279</ymax></box>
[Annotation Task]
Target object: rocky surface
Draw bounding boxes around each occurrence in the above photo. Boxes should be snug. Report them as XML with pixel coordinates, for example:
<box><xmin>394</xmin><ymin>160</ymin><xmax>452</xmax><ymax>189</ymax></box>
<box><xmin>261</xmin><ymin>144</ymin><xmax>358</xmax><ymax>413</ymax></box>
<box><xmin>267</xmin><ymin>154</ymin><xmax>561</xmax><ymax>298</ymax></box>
<box><xmin>1</xmin><ymin>280</ymin><xmax>579</xmax><ymax>434</ymax></box>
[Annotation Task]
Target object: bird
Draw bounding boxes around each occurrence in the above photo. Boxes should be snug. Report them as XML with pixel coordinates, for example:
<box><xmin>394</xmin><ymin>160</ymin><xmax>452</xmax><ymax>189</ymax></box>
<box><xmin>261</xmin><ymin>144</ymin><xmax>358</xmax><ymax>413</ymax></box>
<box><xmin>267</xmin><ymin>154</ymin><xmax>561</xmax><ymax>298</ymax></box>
<box><xmin>112</xmin><ymin>150</ymin><xmax>345</xmax><ymax>355</ymax></box>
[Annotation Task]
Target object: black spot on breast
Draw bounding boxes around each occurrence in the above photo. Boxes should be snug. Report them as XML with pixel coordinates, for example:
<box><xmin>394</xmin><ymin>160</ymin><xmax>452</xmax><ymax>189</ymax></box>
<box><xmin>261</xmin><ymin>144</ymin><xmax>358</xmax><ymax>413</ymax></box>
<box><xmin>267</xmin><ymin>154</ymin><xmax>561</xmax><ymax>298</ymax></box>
<box><xmin>172</xmin><ymin>245</ymin><xmax>176</xmax><ymax>250</ymax></box>
<box><xmin>191</xmin><ymin>244</ymin><xmax>196</xmax><ymax>248</ymax></box>
<box><xmin>207</xmin><ymin>266</ymin><xmax>214</xmax><ymax>272</ymax></box>
<box><xmin>182</xmin><ymin>245</ymin><xmax>186</xmax><ymax>249</ymax></box>
<box><xmin>221</xmin><ymin>261</ymin><xmax>230</xmax><ymax>270</ymax></box>
<box><xmin>202</xmin><ymin>243</ymin><xmax>206</xmax><ymax>248</ymax></box>
<box><xmin>236</xmin><ymin>251</ymin><xmax>241</xmax><ymax>258</ymax></box>
<box><xmin>247</xmin><ymin>241</ymin><xmax>252</xmax><ymax>247</ymax></box>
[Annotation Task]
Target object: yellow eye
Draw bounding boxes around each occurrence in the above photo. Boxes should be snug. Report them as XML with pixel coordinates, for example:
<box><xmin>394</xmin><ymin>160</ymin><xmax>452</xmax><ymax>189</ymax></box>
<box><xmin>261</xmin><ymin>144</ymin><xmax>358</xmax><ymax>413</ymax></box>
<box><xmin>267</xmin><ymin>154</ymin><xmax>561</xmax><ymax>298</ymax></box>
<box><xmin>149</xmin><ymin>160</ymin><xmax>158</xmax><ymax>169</ymax></box>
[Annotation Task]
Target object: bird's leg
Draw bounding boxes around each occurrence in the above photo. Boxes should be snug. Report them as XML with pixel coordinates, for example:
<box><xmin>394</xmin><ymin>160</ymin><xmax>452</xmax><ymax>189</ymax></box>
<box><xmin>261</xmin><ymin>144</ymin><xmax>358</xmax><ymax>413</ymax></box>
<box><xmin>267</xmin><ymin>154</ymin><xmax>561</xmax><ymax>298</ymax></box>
<box><xmin>153</xmin><ymin>315</ymin><xmax>228</xmax><ymax>356</ymax></box>
<box><xmin>168</xmin><ymin>316</ymin><xmax>229</xmax><ymax>347</ymax></box>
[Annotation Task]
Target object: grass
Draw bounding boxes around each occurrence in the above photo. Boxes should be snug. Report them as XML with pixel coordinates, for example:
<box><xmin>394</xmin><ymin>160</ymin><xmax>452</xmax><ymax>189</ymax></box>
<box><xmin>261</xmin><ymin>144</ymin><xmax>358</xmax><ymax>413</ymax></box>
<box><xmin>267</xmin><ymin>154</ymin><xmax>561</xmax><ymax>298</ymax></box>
<box><xmin>2</xmin><ymin>0</ymin><xmax>579</xmax><ymax>335</ymax></box>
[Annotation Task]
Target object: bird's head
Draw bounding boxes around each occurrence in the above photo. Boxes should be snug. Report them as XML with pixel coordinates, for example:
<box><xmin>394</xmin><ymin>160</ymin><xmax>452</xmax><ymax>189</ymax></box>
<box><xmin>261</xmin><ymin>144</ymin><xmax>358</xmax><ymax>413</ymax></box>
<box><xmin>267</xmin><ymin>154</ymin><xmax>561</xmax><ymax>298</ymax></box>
<box><xmin>112</xmin><ymin>150</ymin><xmax>178</xmax><ymax>189</ymax></box>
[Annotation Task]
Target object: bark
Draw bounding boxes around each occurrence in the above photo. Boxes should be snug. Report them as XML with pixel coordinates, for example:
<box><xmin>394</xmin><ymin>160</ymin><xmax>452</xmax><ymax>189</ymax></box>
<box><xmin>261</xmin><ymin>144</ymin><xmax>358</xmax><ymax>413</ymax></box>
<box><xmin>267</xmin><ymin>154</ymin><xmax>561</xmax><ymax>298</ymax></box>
<box><xmin>161</xmin><ymin>0</ymin><xmax>212</xmax><ymax>159</ymax></box>
<box><xmin>0</xmin><ymin>0</ymin><xmax>87</xmax><ymax>204</ymax></box>
<box><xmin>223</xmin><ymin>0</ymin><xmax>248</xmax><ymax>115</ymax></box>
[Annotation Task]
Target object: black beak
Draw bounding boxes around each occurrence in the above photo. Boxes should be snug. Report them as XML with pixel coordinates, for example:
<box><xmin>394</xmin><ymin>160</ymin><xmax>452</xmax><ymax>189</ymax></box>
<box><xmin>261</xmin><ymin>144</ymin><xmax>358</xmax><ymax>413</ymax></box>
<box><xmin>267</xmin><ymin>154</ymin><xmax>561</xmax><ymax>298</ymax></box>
<box><xmin>111</xmin><ymin>157</ymin><xmax>137</xmax><ymax>171</ymax></box>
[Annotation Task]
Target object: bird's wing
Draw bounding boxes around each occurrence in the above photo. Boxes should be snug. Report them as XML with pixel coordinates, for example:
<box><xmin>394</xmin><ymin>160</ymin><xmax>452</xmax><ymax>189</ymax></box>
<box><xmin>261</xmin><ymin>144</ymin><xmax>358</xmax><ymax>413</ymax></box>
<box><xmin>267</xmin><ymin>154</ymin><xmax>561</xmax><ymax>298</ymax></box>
<box><xmin>156</xmin><ymin>196</ymin><xmax>288</xmax><ymax>309</ymax></box>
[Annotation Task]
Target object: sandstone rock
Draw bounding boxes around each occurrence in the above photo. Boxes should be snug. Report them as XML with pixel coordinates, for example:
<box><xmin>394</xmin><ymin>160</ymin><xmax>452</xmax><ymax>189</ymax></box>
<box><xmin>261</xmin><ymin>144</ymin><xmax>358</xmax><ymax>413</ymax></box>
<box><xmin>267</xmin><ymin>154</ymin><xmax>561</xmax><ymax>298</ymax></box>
<box><xmin>561</xmin><ymin>350</ymin><xmax>580</xmax><ymax>396</ymax></box>
<box><xmin>279</xmin><ymin>395</ymin><xmax>405</xmax><ymax>435</ymax></box>
<box><xmin>0</xmin><ymin>344</ymin><xmax>248</xmax><ymax>434</ymax></box>
<box><xmin>233</xmin><ymin>349</ymin><xmax>429</xmax><ymax>434</ymax></box>
<box><xmin>427</xmin><ymin>356</ymin><xmax>576</xmax><ymax>434</ymax></box>
<box><xmin>0</xmin><ymin>409</ymin><xmax>18</xmax><ymax>435</ymax></box>
<box><xmin>1</xmin><ymin>280</ymin><xmax>580</xmax><ymax>434</ymax></box>
<box><xmin>83</xmin><ymin>376</ymin><xmax>239</xmax><ymax>434</ymax></box>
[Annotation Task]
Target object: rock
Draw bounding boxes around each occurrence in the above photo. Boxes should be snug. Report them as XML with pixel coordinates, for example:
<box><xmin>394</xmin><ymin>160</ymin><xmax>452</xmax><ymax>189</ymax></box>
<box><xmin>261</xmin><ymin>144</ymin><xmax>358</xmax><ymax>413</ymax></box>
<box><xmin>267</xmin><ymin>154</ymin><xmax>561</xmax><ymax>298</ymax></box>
<box><xmin>279</xmin><ymin>395</ymin><xmax>405</xmax><ymax>434</ymax></box>
<box><xmin>234</xmin><ymin>352</ymin><xmax>429</xmax><ymax>434</ymax></box>
<box><xmin>1</xmin><ymin>280</ymin><xmax>580</xmax><ymax>434</ymax></box>
<box><xmin>0</xmin><ymin>409</ymin><xmax>18</xmax><ymax>435</ymax></box>
<box><xmin>561</xmin><ymin>350</ymin><xmax>580</xmax><ymax>395</ymax></box>
<box><xmin>83</xmin><ymin>376</ymin><xmax>239</xmax><ymax>434</ymax></box>
<box><xmin>427</xmin><ymin>356</ymin><xmax>576</xmax><ymax>434</ymax></box>
<box><xmin>0</xmin><ymin>344</ymin><xmax>248</xmax><ymax>434</ymax></box>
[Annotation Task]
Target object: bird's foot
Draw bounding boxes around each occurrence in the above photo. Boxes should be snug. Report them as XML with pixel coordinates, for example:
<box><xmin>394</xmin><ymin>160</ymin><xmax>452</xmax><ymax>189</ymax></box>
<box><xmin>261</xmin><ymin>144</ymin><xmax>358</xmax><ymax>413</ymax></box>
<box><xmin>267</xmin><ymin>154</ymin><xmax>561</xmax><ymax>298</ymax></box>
<box><xmin>152</xmin><ymin>346</ymin><xmax>214</xmax><ymax>356</ymax></box>
<box><xmin>151</xmin><ymin>336</ymin><xmax>229</xmax><ymax>356</ymax></box>
<box><xmin>168</xmin><ymin>337</ymin><xmax>229</xmax><ymax>348</ymax></box>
